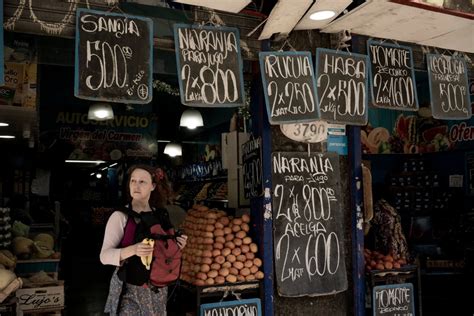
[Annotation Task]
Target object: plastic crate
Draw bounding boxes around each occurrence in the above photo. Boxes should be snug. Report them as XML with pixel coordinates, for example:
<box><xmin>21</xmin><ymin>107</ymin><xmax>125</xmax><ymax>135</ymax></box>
<box><xmin>15</xmin><ymin>259</ymin><xmax>60</xmax><ymax>277</ymax></box>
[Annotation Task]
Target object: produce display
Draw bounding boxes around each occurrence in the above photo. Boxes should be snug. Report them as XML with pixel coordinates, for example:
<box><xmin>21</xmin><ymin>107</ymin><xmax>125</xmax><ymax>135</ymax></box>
<box><xmin>180</xmin><ymin>205</ymin><xmax>263</xmax><ymax>286</ymax></box>
<box><xmin>364</xmin><ymin>248</ymin><xmax>409</xmax><ymax>272</ymax></box>
<box><xmin>11</xmin><ymin>233</ymin><xmax>59</xmax><ymax>260</ymax></box>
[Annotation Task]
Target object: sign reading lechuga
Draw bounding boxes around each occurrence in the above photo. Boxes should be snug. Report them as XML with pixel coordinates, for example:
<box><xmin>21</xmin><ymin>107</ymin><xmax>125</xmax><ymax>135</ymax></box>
<box><xmin>174</xmin><ymin>24</ymin><xmax>245</xmax><ymax>107</ymax></box>
<box><xmin>427</xmin><ymin>54</ymin><xmax>471</xmax><ymax>120</ymax></box>
<box><xmin>367</xmin><ymin>40</ymin><xmax>419</xmax><ymax>111</ymax></box>
<box><xmin>271</xmin><ymin>152</ymin><xmax>347</xmax><ymax>297</ymax></box>
<box><xmin>316</xmin><ymin>48</ymin><xmax>369</xmax><ymax>126</ymax></box>
<box><xmin>75</xmin><ymin>9</ymin><xmax>153</xmax><ymax>103</ymax></box>
<box><xmin>259</xmin><ymin>51</ymin><xmax>319</xmax><ymax>124</ymax></box>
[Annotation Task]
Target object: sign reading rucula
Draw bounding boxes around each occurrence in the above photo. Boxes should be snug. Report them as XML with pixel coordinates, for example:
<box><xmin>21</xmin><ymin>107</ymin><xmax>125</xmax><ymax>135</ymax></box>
<box><xmin>75</xmin><ymin>9</ymin><xmax>153</xmax><ymax>103</ymax></box>
<box><xmin>427</xmin><ymin>54</ymin><xmax>471</xmax><ymax>120</ymax></box>
<box><xmin>367</xmin><ymin>40</ymin><xmax>418</xmax><ymax>111</ymax></box>
<box><xmin>174</xmin><ymin>24</ymin><xmax>245</xmax><ymax>107</ymax></box>
<box><xmin>373</xmin><ymin>283</ymin><xmax>415</xmax><ymax>316</ymax></box>
<box><xmin>316</xmin><ymin>48</ymin><xmax>369</xmax><ymax>126</ymax></box>
<box><xmin>259</xmin><ymin>51</ymin><xmax>319</xmax><ymax>124</ymax></box>
<box><xmin>271</xmin><ymin>152</ymin><xmax>347</xmax><ymax>297</ymax></box>
<box><xmin>242</xmin><ymin>138</ymin><xmax>263</xmax><ymax>198</ymax></box>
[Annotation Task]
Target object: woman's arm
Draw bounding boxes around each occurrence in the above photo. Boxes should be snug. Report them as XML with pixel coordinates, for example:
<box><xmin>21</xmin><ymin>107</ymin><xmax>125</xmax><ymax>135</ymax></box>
<box><xmin>100</xmin><ymin>211</ymin><xmax>153</xmax><ymax>266</ymax></box>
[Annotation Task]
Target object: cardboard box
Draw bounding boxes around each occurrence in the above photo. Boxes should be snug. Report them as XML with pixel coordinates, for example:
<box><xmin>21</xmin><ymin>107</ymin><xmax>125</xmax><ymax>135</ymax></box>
<box><xmin>16</xmin><ymin>282</ymin><xmax>64</xmax><ymax>311</ymax></box>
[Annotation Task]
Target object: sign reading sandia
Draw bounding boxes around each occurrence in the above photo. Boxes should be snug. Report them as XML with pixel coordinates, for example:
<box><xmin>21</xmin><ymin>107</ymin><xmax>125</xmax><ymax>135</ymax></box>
<box><xmin>75</xmin><ymin>9</ymin><xmax>153</xmax><ymax>103</ymax></box>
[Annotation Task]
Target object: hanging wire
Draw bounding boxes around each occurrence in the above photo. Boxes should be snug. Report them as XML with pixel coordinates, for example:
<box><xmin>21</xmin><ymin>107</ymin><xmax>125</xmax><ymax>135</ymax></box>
<box><xmin>278</xmin><ymin>38</ymin><xmax>296</xmax><ymax>52</ymax></box>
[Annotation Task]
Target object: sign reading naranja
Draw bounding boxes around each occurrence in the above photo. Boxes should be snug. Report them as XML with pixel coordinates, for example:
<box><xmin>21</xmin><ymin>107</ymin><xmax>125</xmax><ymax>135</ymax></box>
<box><xmin>271</xmin><ymin>152</ymin><xmax>347</xmax><ymax>297</ymax></box>
<box><xmin>174</xmin><ymin>24</ymin><xmax>245</xmax><ymax>107</ymax></box>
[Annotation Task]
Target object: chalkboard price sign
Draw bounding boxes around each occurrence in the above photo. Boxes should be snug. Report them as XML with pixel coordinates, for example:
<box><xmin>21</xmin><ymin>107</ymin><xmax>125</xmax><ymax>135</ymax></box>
<box><xmin>427</xmin><ymin>54</ymin><xmax>471</xmax><ymax>120</ymax></box>
<box><xmin>242</xmin><ymin>138</ymin><xmax>262</xmax><ymax>199</ymax></box>
<box><xmin>259</xmin><ymin>51</ymin><xmax>319</xmax><ymax>124</ymax></box>
<box><xmin>316</xmin><ymin>48</ymin><xmax>369</xmax><ymax>126</ymax></box>
<box><xmin>200</xmin><ymin>298</ymin><xmax>262</xmax><ymax>316</ymax></box>
<box><xmin>174</xmin><ymin>24</ymin><xmax>245</xmax><ymax>107</ymax></box>
<box><xmin>75</xmin><ymin>9</ymin><xmax>153</xmax><ymax>104</ymax></box>
<box><xmin>367</xmin><ymin>40</ymin><xmax>418</xmax><ymax>111</ymax></box>
<box><xmin>271</xmin><ymin>152</ymin><xmax>347</xmax><ymax>297</ymax></box>
<box><xmin>373</xmin><ymin>283</ymin><xmax>415</xmax><ymax>316</ymax></box>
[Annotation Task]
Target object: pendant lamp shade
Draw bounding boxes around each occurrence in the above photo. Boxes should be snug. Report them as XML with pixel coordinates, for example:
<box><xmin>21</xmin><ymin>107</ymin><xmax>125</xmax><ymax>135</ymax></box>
<box><xmin>180</xmin><ymin>109</ymin><xmax>203</xmax><ymax>129</ymax></box>
<box><xmin>88</xmin><ymin>103</ymin><xmax>114</xmax><ymax>121</ymax></box>
<box><xmin>164</xmin><ymin>142</ymin><xmax>182</xmax><ymax>157</ymax></box>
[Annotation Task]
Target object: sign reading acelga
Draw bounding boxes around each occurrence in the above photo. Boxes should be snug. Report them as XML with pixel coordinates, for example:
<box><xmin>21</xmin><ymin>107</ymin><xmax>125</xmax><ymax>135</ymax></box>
<box><xmin>271</xmin><ymin>152</ymin><xmax>347</xmax><ymax>297</ymax></box>
<box><xmin>174</xmin><ymin>24</ymin><xmax>245</xmax><ymax>107</ymax></box>
<box><xmin>75</xmin><ymin>9</ymin><xmax>153</xmax><ymax>104</ymax></box>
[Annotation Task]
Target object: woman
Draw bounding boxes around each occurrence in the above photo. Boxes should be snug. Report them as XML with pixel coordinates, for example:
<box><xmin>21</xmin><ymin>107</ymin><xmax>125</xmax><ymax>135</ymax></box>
<box><xmin>100</xmin><ymin>165</ymin><xmax>187</xmax><ymax>315</ymax></box>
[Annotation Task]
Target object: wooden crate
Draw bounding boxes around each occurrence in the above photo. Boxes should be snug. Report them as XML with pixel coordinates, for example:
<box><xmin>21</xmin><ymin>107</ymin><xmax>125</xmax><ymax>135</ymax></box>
<box><xmin>16</xmin><ymin>281</ymin><xmax>64</xmax><ymax>313</ymax></box>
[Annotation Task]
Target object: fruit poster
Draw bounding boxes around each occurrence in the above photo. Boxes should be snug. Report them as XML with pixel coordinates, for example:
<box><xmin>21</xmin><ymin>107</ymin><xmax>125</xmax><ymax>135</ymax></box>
<box><xmin>361</xmin><ymin>106</ymin><xmax>474</xmax><ymax>154</ymax></box>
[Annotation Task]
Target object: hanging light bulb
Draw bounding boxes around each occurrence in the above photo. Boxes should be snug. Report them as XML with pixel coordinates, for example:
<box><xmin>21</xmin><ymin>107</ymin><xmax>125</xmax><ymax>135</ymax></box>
<box><xmin>164</xmin><ymin>142</ymin><xmax>182</xmax><ymax>157</ymax></box>
<box><xmin>180</xmin><ymin>109</ymin><xmax>203</xmax><ymax>130</ymax></box>
<box><xmin>88</xmin><ymin>103</ymin><xmax>114</xmax><ymax>121</ymax></box>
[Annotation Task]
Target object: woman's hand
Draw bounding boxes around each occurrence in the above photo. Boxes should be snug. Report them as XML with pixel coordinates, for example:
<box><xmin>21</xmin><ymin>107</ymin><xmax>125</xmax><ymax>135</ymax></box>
<box><xmin>135</xmin><ymin>241</ymin><xmax>154</xmax><ymax>257</ymax></box>
<box><xmin>176</xmin><ymin>235</ymin><xmax>188</xmax><ymax>250</ymax></box>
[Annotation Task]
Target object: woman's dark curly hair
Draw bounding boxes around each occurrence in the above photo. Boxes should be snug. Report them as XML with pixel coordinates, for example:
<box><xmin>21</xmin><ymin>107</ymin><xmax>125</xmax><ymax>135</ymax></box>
<box><xmin>125</xmin><ymin>164</ymin><xmax>173</xmax><ymax>208</ymax></box>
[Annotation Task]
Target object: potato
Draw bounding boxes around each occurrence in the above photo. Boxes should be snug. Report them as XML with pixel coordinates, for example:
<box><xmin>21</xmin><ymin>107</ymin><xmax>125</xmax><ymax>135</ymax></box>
<box><xmin>232</xmin><ymin>248</ymin><xmax>242</xmax><ymax>256</ymax></box>
<box><xmin>237</xmin><ymin>255</ymin><xmax>246</xmax><ymax>263</ymax></box>
<box><xmin>240</xmin><ymin>267</ymin><xmax>251</xmax><ymax>277</ymax></box>
<box><xmin>211</xmin><ymin>263</ymin><xmax>221</xmax><ymax>271</ymax></box>
<box><xmin>215</xmin><ymin>276</ymin><xmax>225</xmax><ymax>284</ymax></box>
<box><xmin>241</xmin><ymin>245</ymin><xmax>250</xmax><ymax>254</ymax></box>
<box><xmin>214</xmin><ymin>229</ymin><xmax>224</xmax><ymax>237</ymax></box>
<box><xmin>222</xmin><ymin>261</ymin><xmax>232</xmax><ymax>269</ymax></box>
<box><xmin>195</xmin><ymin>279</ymin><xmax>206</xmax><ymax>286</ymax></box>
<box><xmin>233</xmin><ymin>261</ymin><xmax>244</xmax><ymax>270</ymax></box>
<box><xmin>250</xmin><ymin>243</ymin><xmax>258</xmax><ymax>252</ymax></box>
<box><xmin>255</xmin><ymin>271</ymin><xmax>264</xmax><ymax>279</ymax></box>
<box><xmin>213</xmin><ymin>243</ymin><xmax>224</xmax><ymax>250</ymax></box>
<box><xmin>226</xmin><ymin>274</ymin><xmax>237</xmax><ymax>283</ymax></box>
<box><xmin>235</xmin><ymin>231</ymin><xmax>246</xmax><ymax>239</ymax></box>
<box><xmin>226</xmin><ymin>254</ymin><xmax>236</xmax><ymax>263</ymax></box>
<box><xmin>207</xmin><ymin>270</ymin><xmax>218</xmax><ymax>278</ymax></box>
<box><xmin>203</xmin><ymin>232</ymin><xmax>213</xmax><ymax>238</ymax></box>
<box><xmin>241</xmin><ymin>223</ymin><xmax>250</xmax><ymax>232</ymax></box>
<box><xmin>223</xmin><ymin>227</ymin><xmax>232</xmax><ymax>235</ymax></box>
<box><xmin>221</xmin><ymin>248</ymin><xmax>231</xmax><ymax>257</ymax></box>
<box><xmin>202</xmin><ymin>257</ymin><xmax>213</xmax><ymax>265</ymax></box>
<box><xmin>250</xmin><ymin>265</ymin><xmax>258</xmax><ymax>274</ymax></box>
<box><xmin>225</xmin><ymin>233</ymin><xmax>235</xmax><ymax>242</ymax></box>
<box><xmin>233</xmin><ymin>238</ymin><xmax>243</xmax><ymax>247</ymax></box>
<box><xmin>219</xmin><ymin>268</ymin><xmax>230</xmax><ymax>277</ymax></box>
<box><xmin>205</xmin><ymin>225</ymin><xmax>214</xmax><ymax>232</ymax></box>
<box><xmin>212</xmin><ymin>249</ymin><xmax>221</xmax><ymax>257</ymax></box>
<box><xmin>219</xmin><ymin>217</ymin><xmax>230</xmax><ymax>226</ymax></box>
<box><xmin>244</xmin><ymin>260</ymin><xmax>253</xmax><ymax>268</ymax></box>
<box><xmin>232</xmin><ymin>218</ymin><xmax>243</xmax><ymax>226</ymax></box>
<box><xmin>200</xmin><ymin>264</ymin><xmax>210</xmax><ymax>273</ymax></box>
<box><xmin>225</xmin><ymin>241</ymin><xmax>235</xmax><ymax>250</ymax></box>
<box><xmin>237</xmin><ymin>275</ymin><xmax>246</xmax><ymax>282</ymax></box>
<box><xmin>215</xmin><ymin>222</ymin><xmax>224</xmax><ymax>229</ymax></box>
<box><xmin>229</xmin><ymin>267</ymin><xmax>239</xmax><ymax>275</ymax></box>
<box><xmin>232</xmin><ymin>225</ymin><xmax>241</xmax><ymax>233</ymax></box>
<box><xmin>202</xmin><ymin>250</ymin><xmax>212</xmax><ymax>258</ymax></box>
<box><xmin>203</xmin><ymin>238</ymin><xmax>214</xmax><ymax>245</ymax></box>
<box><xmin>215</xmin><ymin>255</ymin><xmax>225</xmax><ymax>264</ymax></box>
<box><xmin>245</xmin><ymin>252</ymin><xmax>255</xmax><ymax>260</ymax></box>
<box><xmin>253</xmin><ymin>258</ymin><xmax>262</xmax><ymax>267</ymax></box>
<box><xmin>215</xmin><ymin>236</ymin><xmax>226</xmax><ymax>244</ymax></box>
<box><xmin>205</xmin><ymin>278</ymin><xmax>215</xmax><ymax>285</ymax></box>
<box><xmin>243</xmin><ymin>237</ymin><xmax>252</xmax><ymax>245</ymax></box>
<box><xmin>246</xmin><ymin>274</ymin><xmax>256</xmax><ymax>281</ymax></box>
<box><xmin>242</xmin><ymin>214</ymin><xmax>250</xmax><ymax>223</ymax></box>
<box><xmin>384</xmin><ymin>261</ymin><xmax>393</xmax><ymax>270</ymax></box>
<box><xmin>196</xmin><ymin>272</ymin><xmax>207</xmax><ymax>280</ymax></box>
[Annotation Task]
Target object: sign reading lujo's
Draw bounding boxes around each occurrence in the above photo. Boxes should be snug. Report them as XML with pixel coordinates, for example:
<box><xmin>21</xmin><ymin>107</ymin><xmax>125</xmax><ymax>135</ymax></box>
<box><xmin>316</xmin><ymin>48</ymin><xmax>369</xmax><ymax>126</ymax></box>
<box><xmin>174</xmin><ymin>24</ymin><xmax>245</xmax><ymax>107</ymax></box>
<box><xmin>75</xmin><ymin>9</ymin><xmax>153</xmax><ymax>103</ymax></box>
<box><xmin>259</xmin><ymin>51</ymin><xmax>319</xmax><ymax>124</ymax></box>
<box><xmin>367</xmin><ymin>40</ymin><xmax>418</xmax><ymax>111</ymax></box>
<box><xmin>427</xmin><ymin>54</ymin><xmax>471</xmax><ymax>120</ymax></box>
<box><xmin>271</xmin><ymin>152</ymin><xmax>347</xmax><ymax>297</ymax></box>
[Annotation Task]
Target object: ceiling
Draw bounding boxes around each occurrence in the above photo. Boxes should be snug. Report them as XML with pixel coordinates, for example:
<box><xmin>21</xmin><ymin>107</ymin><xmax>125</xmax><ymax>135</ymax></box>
<box><xmin>322</xmin><ymin>0</ymin><xmax>474</xmax><ymax>53</ymax></box>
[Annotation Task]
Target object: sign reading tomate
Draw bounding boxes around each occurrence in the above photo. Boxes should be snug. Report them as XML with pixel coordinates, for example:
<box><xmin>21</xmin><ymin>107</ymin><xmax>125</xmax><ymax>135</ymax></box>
<box><xmin>75</xmin><ymin>9</ymin><xmax>153</xmax><ymax>103</ymax></box>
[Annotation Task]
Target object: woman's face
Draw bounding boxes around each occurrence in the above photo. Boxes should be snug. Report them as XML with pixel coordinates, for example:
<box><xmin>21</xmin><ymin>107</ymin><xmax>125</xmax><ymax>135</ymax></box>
<box><xmin>129</xmin><ymin>168</ymin><xmax>155</xmax><ymax>202</ymax></box>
